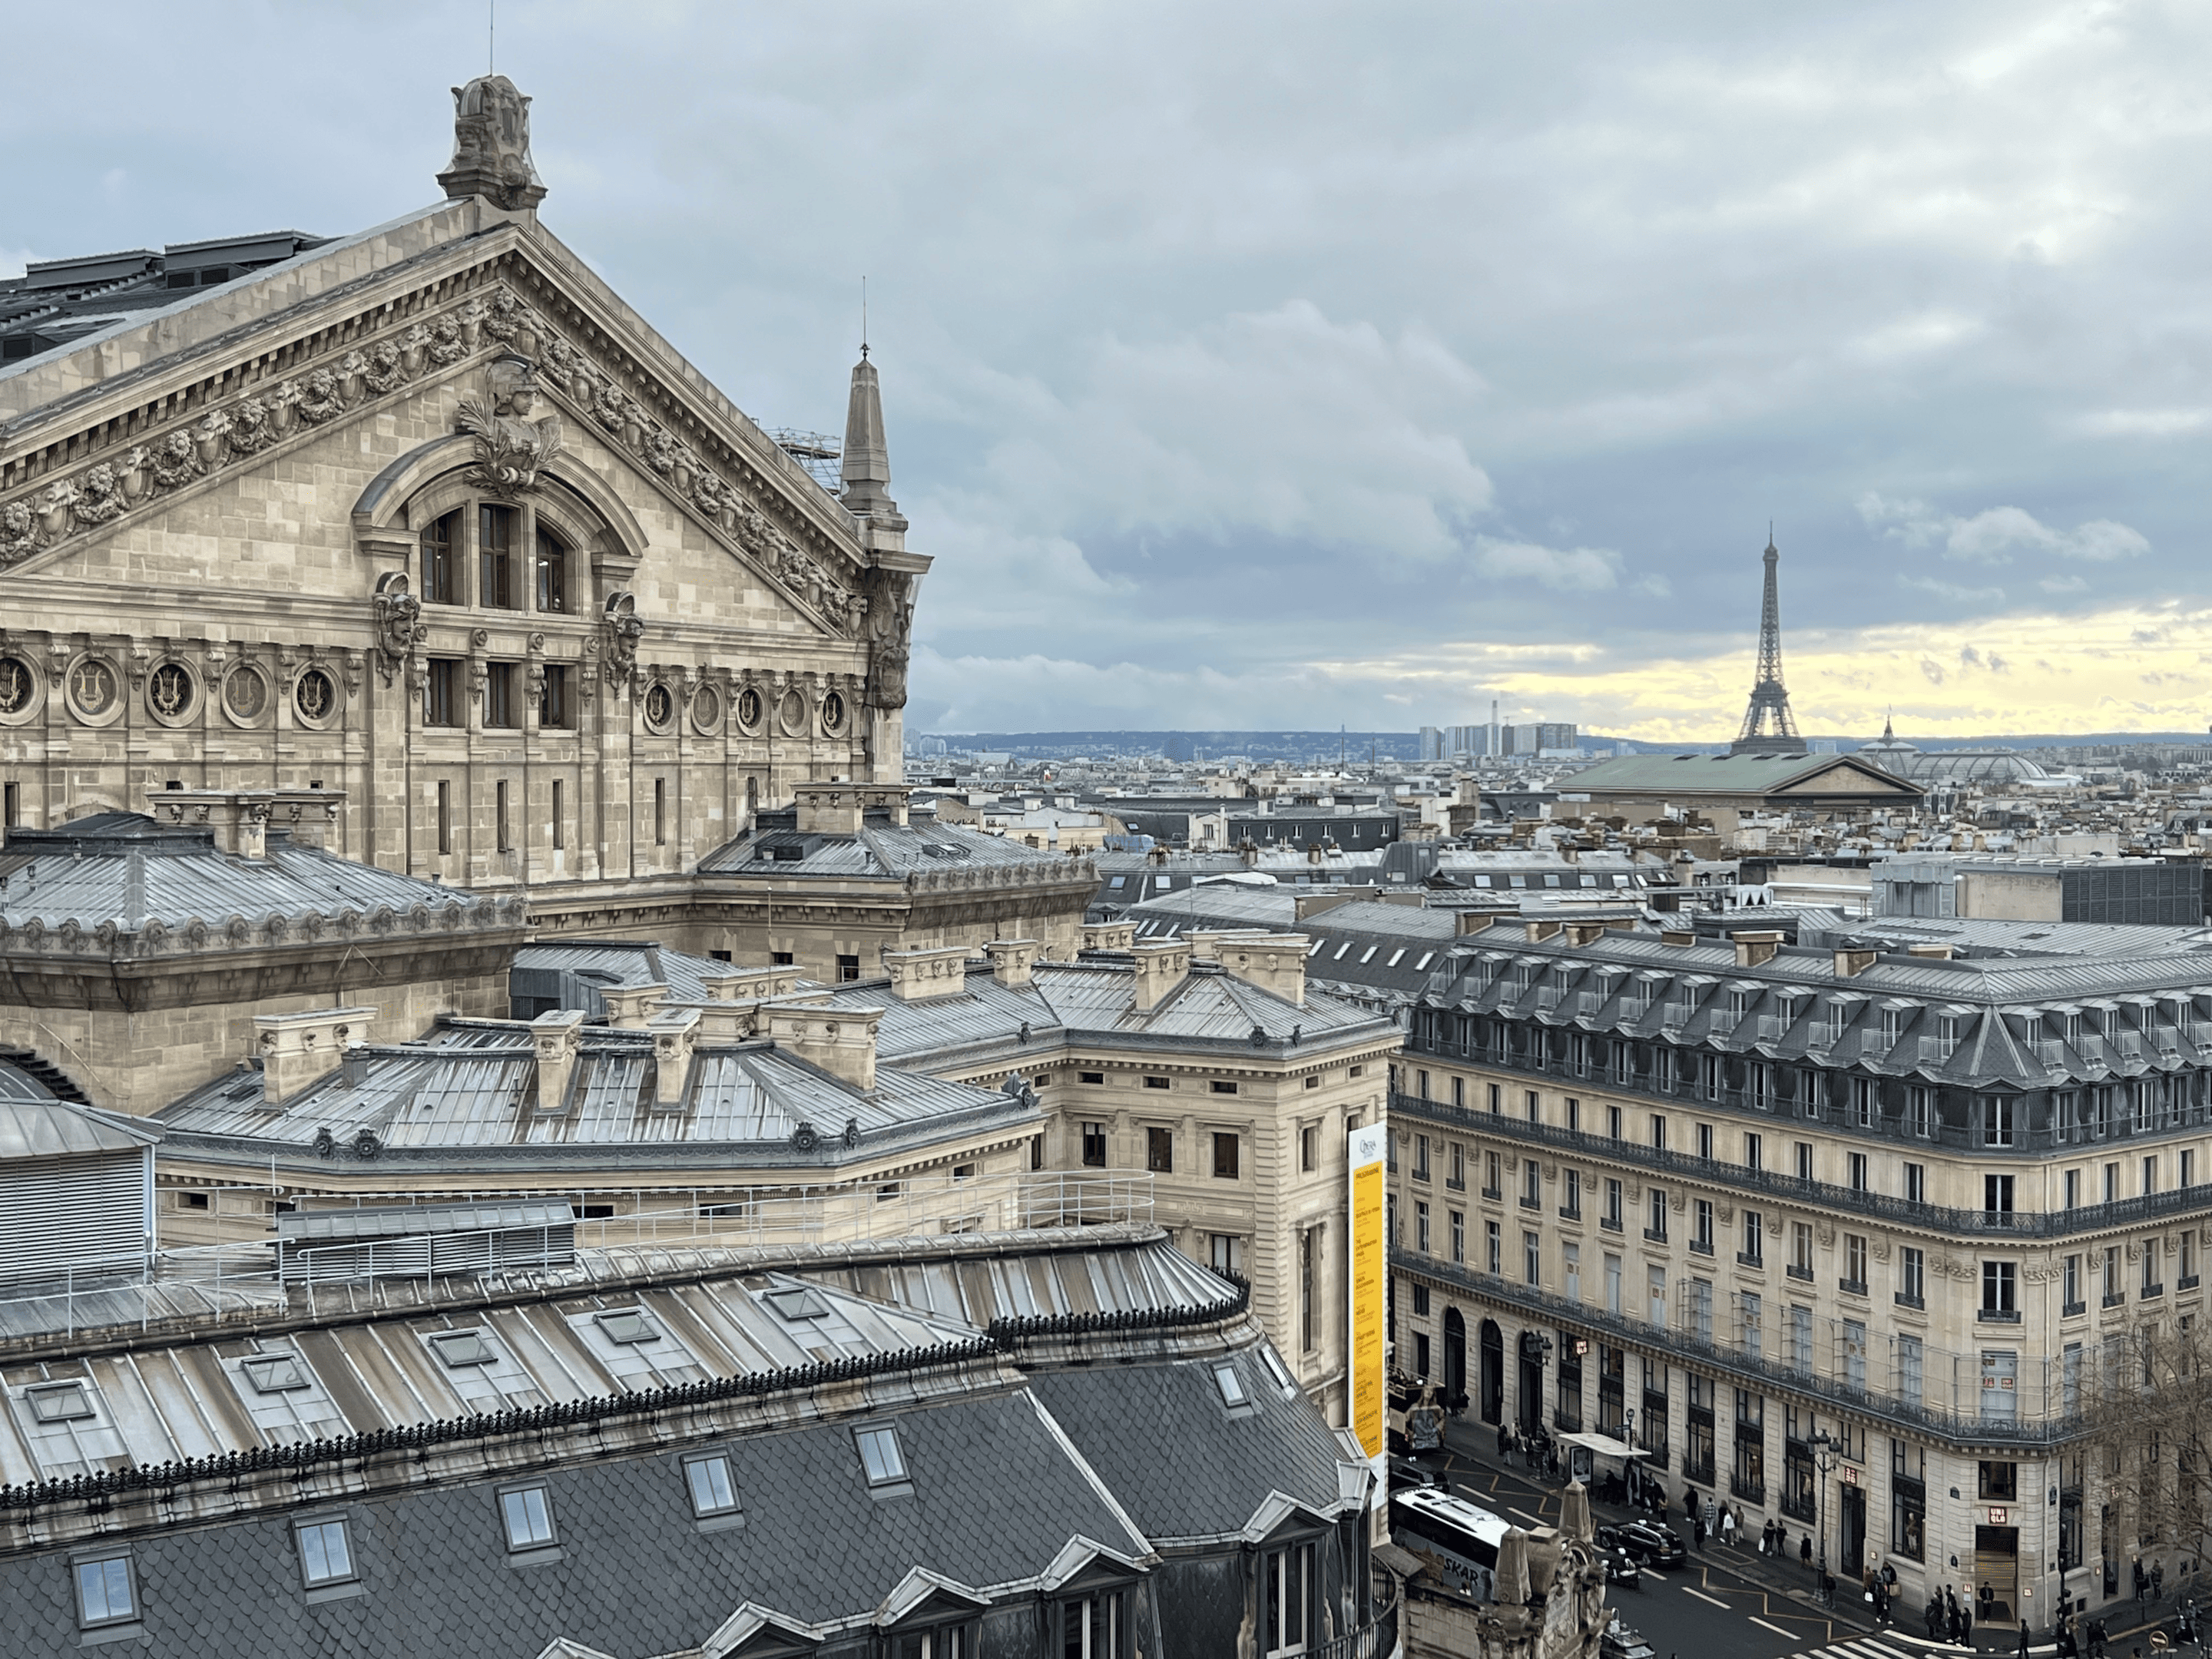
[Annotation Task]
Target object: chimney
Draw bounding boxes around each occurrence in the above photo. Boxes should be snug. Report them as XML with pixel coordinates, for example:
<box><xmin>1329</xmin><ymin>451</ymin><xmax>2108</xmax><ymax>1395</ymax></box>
<box><xmin>647</xmin><ymin>1006</ymin><xmax>700</xmax><ymax>1111</ymax></box>
<box><xmin>1564</xmin><ymin>920</ymin><xmax>1607</xmax><ymax>947</ymax></box>
<box><xmin>1522</xmin><ymin>919</ymin><xmax>1561</xmax><ymax>942</ymax></box>
<box><xmin>1215</xmin><ymin>932</ymin><xmax>1309</xmax><ymax>1008</ymax></box>
<box><xmin>1834</xmin><ymin>948</ymin><xmax>1879</xmax><ymax>979</ymax></box>
<box><xmin>1082</xmin><ymin>920</ymin><xmax>1137</xmax><ymax>952</ymax></box>
<box><xmin>883</xmin><ymin>943</ymin><xmax>973</xmax><ymax>1001</ymax></box>
<box><xmin>1661</xmin><ymin>929</ymin><xmax>1697</xmax><ymax>949</ymax></box>
<box><xmin>255</xmin><ymin>1007</ymin><xmax>376</xmax><ymax>1103</ymax></box>
<box><xmin>704</xmin><ymin>965</ymin><xmax>806</xmax><ymax>1002</ymax></box>
<box><xmin>601</xmin><ymin>983</ymin><xmax>668</xmax><ymax>1030</ymax></box>
<box><xmin>1186</xmin><ymin>930</ymin><xmax>1225</xmax><ymax>962</ymax></box>
<box><xmin>792</xmin><ymin>780</ymin><xmax>910</xmax><ymax>836</ymax></box>
<box><xmin>1906</xmin><ymin>942</ymin><xmax>1955</xmax><ymax>962</ymax></box>
<box><xmin>985</xmin><ymin>937</ymin><xmax>1038</xmax><ymax>988</ymax></box>
<box><xmin>1238</xmin><ymin>839</ymin><xmax>1259</xmax><ymax>868</ymax></box>
<box><xmin>1130</xmin><ymin>939</ymin><xmax>1191</xmax><ymax>1012</ymax></box>
<box><xmin>1455</xmin><ymin>911</ymin><xmax>1498</xmax><ymax>936</ymax></box>
<box><xmin>1733</xmin><ymin>929</ymin><xmax>1783</xmax><ymax>969</ymax></box>
<box><xmin>767</xmin><ymin>1004</ymin><xmax>884</xmax><ymax>1091</ymax></box>
<box><xmin>146</xmin><ymin>786</ymin><xmax>347</xmax><ymax>859</ymax></box>
<box><xmin>531</xmin><ymin>1008</ymin><xmax>584</xmax><ymax>1113</ymax></box>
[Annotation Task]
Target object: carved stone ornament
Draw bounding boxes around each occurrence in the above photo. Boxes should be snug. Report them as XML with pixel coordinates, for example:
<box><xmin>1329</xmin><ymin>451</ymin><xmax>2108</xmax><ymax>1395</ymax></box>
<box><xmin>372</xmin><ymin>571</ymin><xmax>425</xmax><ymax>686</ymax></box>
<box><xmin>601</xmin><ymin>591</ymin><xmax>644</xmax><ymax>684</ymax></box>
<box><xmin>1816</xmin><ymin>1223</ymin><xmax>1836</xmax><ymax>1247</ymax></box>
<box><xmin>455</xmin><ymin>355</ymin><xmax>564</xmax><ymax>498</ymax></box>
<box><xmin>862</xmin><ymin>566</ymin><xmax>916</xmax><ymax>711</ymax></box>
<box><xmin>1872</xmin><ymin>1238</ymin><xmax>1892</xmax><ymax>1262</ymax></box>
<box><xmin>438</xmin><ymin>75</ymin><xmax>548</xmax><ymax>212</ymax></box>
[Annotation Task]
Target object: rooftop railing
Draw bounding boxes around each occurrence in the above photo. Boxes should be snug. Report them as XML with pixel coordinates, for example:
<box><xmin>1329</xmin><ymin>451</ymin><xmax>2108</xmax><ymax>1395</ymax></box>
<box><xmin>1389</xmin><ymin>1090</ymin><xmax>2212</xmax><ymax>1240</ymax></box>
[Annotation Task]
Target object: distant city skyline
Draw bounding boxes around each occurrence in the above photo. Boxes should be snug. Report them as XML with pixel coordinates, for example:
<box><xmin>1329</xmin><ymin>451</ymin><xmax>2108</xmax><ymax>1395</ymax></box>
<box><xmin>10</xmin><ymin>5</ymin><xmax>2211</xmax><ymax>739</ymax></box>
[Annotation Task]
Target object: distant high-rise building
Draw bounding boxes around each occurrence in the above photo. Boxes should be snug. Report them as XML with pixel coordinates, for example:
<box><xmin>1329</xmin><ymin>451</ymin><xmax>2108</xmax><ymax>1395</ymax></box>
<box><xmin>1809</xmin><ymin>738</ymin><xmax>1838</xmax><ymax>754</ymax></box>
<box><xmin>1538</xmin><ymin>722</ymin><xmax>1578</xmax><ymax>753</ymax></box>
<box><xmin>1419</xmin><ymin>726</ymin><xmax>1445</xmax><ymax>761</ymax></box>
<box><xmin>1164</xmin><ymin>735</ymin><xmax>1197</xmax><ymax>762</ymax></box>
<box><xmin>1446</xmin><ymin>724</ymin><xmax>1489</xmax><ymax>758</ymax></box>
<box><xmin>1505</xmin><ymin>723</ymin><xmax>1542</xmax><ymax>757</ymax></box>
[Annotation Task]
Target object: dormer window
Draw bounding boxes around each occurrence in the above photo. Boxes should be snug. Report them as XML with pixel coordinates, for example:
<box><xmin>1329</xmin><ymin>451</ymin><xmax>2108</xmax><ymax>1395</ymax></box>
<box><xmin>26</xmin><ymin>1382</ymin><xmax>93</xmax><ymax>1422</ymax></box>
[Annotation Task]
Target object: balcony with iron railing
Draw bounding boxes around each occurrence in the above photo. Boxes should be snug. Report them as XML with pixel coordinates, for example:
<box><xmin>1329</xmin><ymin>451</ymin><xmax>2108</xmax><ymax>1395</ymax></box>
<box><xmin>1394</xmin><ymin>1244</ymin><xmax>2088</xmax><ymax>1448</ymax></box>
<box><xmin>1389</xmin><ymin>1090</ymin><xmax>2212</xmax><ymax>1240</ymax></box>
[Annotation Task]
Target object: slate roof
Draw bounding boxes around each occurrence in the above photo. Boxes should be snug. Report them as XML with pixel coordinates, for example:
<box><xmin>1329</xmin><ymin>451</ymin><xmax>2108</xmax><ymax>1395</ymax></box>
<box><xmin>0</xmin><ymin>813</ymin><xmax>503</xmax><ymax>932</ymax></box>
<box><xmin>819</xmin><ymin>958</ymin><xmax>1396</xmax><ymax>1071</ymax></box>
<box><xmin>1028</xmin><ymin>1348</ymin><xmax>1349</xmax><ymax>1543</ymax></box>
<box><xmin>154</xmin><ymin>1021</ymin><xmax>1028</xmax><ymax>1171</ymax></box>
<box><xmin>0</xmin><ymin>1228</ymin><xmax>1360</xmax><ymax>1659</ymax></box>
<box><xmin>699</xmin><ymin>808</ymin><xmax>1087</xmax><ymax>882</ymax></box>
<box><xmin>1565</xmin><ymin>750</ymin><xmax>1922</xmax><ymax>800</ymax></box>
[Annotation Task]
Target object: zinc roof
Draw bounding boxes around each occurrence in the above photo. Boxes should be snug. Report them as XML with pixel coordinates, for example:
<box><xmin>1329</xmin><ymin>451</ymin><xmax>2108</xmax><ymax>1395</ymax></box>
<box><xmin>0</xmin><ymin>1094</ymin><xmax>157</xmax><ymax>1160</ymax></box>
<box><xmin>1566</xmin><ymin>750</ymin><xmax>1922</xmax><ymax>798</ymax></box>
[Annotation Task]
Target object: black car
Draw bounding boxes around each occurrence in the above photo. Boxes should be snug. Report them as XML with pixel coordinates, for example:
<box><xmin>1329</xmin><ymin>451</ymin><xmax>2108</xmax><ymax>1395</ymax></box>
<box><xmin>1598</xmin><ymin>1520</ymin><xmax>1687</xmax><ymax>1568</ymax></box>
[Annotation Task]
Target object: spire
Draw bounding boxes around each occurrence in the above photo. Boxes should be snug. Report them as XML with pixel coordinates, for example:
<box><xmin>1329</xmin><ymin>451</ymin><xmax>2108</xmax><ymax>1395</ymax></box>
<box><xmin>1730</xmin><ymin>531</ymin><xmax>1807</xmax><ymax>756</ymax></box>
<box><xmin>840</xmin><ymin>348</ymin><xmax>902</xmax><ymax>525</ymax></box>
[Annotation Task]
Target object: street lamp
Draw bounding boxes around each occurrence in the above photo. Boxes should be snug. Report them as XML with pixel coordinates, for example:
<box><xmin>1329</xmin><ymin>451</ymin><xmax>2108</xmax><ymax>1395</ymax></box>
<box><xmin>1810</xmin><ymin>1429</ymin><xmax>1839</xmax><ymax>1592</ymax></box>
<box><xmin>1624</xmin><ymin>1406</ymin><xmax>1639</xmax><ymax>1506</ymax></box>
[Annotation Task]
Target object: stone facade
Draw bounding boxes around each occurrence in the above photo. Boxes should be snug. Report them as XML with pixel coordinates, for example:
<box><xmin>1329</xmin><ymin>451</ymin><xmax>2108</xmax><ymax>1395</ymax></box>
<box><xmin>0</xmin><ymin>76</ymin><xmax>940</xmax><ymax>951</ymax></box>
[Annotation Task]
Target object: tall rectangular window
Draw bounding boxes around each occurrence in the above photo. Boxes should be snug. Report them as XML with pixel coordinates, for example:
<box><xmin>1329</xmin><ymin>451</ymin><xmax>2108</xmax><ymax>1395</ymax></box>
<box><xmin>1486</xmin><ymin>1220</ymin><xmax>1502</xmax><ymax>1276</ymax></box>
<box><xmin>435</xmin><ymin>779</ymin><xmax>452</xmax><ymax>855</ymax></box>
<box><xmin>1300</xmin><ymin>1226</ymin><xmax>1320</xmax><ymax>1352</ymax></box>
<box><xmin>654</xmin><ymin>777</ymin><xmax>667</xmax><ymax>846</ymax></box>
<box><xmin>479</xmin><ymin>504</ymin><xmax>517</xmax><ymax>608</ymax></box>
<box><xmin>550</xmin><ymin>779</ymin><xmax>564</xmax><ymax>850</ymax></box>
<box><xmin>1647</xmin><ymin>1187</ymin><xmax>1667</xmax><ymax>1240</ymax></box>
<box><xmin>2</xmin><ymin>780</ymin><xmax>16</xmax><ymax>829</ymax></box>
<box><xmin>539</xmin><ymin>664</ymin><xmax>569</xmax><ymax>729</ymax></box>
<box><xmin>1146</xmin><ymin>1128</ymin><xmax>1173</xmax><ymax>1174</ymax></box>
<box><xmin>495</xmin><ymin>779</ymin><xmax>511</xmax><ymax>853</ymax></box>
<box><xmin>1214</xmin><ymin>1133</ymin><xmax>1240</xmax><ymax>1179</ymax></box>
<box><xmin>422</xmin><ymin>508</ymin><xmax>461</xmax><ymax>604</ymax></box>
<box><xmin>1844</xmin><ymin>1233</ymin><xmax>1867</xmax><ymax>1290</ymax></box>
<box><xmin>1450</xmin><ymin>1209</ymin><xmax>1465</xmax><ymax>1265</ymax></box>
<box><xmin>1901</xmin><ymin>1247</ymin><xmax>1924</xmax><ymax>1304</ymax></box>
<box><xmin>1905</xmin><ymin>1161</ymin><xmax>1926</xmax><ymax>1204</ymax></box>
<box><xmin>1982</xmin><ymin>1260</ymin><xmax>2017</xmax><ymax>1314</ymax></box>
<box><xmin>1416</xmin><ymin>1200</ymin><xmax>1431</xmax><ymax>1254</ymax></box>
<box><xmin>426</xmin><ymin>658</ymin><xmax>462</xmax><ymax>727</ymax></box>
<box><xmin>485</xmin><ymin>662</ymin><xmax>516</xmax><ymax>728</ymax></box>
<box><xmin>1524</xmin><ymin>1230</ymin><xmax>1541</xmax><ymax>1286</ymax></box>
<box><xmin>535</xmin><ymin>526</ymin><xmax>569</xmax><ymax>612</ymax></box>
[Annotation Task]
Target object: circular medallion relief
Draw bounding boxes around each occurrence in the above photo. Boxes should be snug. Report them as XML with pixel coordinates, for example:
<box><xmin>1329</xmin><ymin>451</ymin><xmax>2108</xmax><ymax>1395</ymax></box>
<box><xmin>224</xmin><ymin>666</ymin><xmax>268</xmax><ymax>721</ymax></box>
<box><xmin>644</xmin><ymin>681</ymin><xmax>675</xmax><ymax>732</ymax></box>
<box><xmin>692</xmin><ymin>684</ymin><xmax>722</xmax><ymax>734</ymax></box>
<box><xmin>66</xmin><ymin>658</ymin><xmax>121</xmax><ymax>722</ymax></box>
<box><xmin>821</xmin><ymin>690</ymin><xmax>847</xmax><ymax>736</ymax></box>
<box><xmin>737</xmin><ymin>685</ymin><xmax>763</xmax><ymax>732</ymax></box>
<box><xmin>293</xmin><ymin>667</ymin><xmax>338</xmax><ymax>726</ymax></box>
<box><xmin>777</xmin><ymin>687</ymin><xmax>806</xmax><ymax>736</ymax></box>
<box><xmin>0</xmin><ymin>656</ymin><xmax>39</xmax><ymax>720</ymax></box>
<box><xmin>147</xmin><ymin>662</ymin><xmax>195</xmax><ymax>724</ymax></box>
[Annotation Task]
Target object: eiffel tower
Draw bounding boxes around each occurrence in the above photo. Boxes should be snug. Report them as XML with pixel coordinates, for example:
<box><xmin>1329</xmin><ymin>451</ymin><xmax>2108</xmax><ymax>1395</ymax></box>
<box><xmin>1730</xmin><ymin>532</ymin><xmax>1807</xmax><ymax>756</ymax></box>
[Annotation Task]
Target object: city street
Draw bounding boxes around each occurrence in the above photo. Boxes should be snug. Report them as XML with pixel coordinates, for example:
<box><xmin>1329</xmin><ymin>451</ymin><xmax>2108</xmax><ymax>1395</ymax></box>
<box><xmin>1428</xmin><ymin>1420</ymin><xmax>1909</xmax><ymax>1659</ymax></box>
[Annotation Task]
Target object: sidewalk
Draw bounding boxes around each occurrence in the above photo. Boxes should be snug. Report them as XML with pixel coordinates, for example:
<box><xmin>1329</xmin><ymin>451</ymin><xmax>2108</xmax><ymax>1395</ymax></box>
<box><xmin>1435</xmin><ymin>1420</ymin><xmax>2186</xmax><ymax>1656</ymax></box>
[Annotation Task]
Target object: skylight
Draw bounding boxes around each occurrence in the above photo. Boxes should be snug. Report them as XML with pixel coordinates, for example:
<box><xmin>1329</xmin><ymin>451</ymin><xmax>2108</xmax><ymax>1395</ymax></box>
<box><xmin>1212</xmin><ymin>1361</ymin><xmax>1248</xmax><ymax>1408</ymax></box>
<box><xmin>763</xmin><ymin>1285</ymin><xmax>831</xmax><ymax>1322</ymax></box>
<box><xmin>242</xmin><ymin>1353</ymin><xmax>309</xmax><ymax>1393</ymax></box>
<box><xmin>856</xmin><ymin>1424</ymin><xmax>907</xmax><ymax>1485</ymax></box>
<box><xmin>1261</xmin><ymin>1346</ymin><xmax>1296</xmax><ymax>1396</ymax></box>
<box><xmin>26</xmin><ymin>1382</ymin><xmax>93</xmax><ymax>1423</ymax></box>
<box><xmin>594</xmin><ymin>1309</ymin><xmax>659</xmax><ymax>1345</ymax></box>
<box><xmin>429</xmin><ymin>1330</ymin><xmax>497</xmax><ymax>1367</ymax></box>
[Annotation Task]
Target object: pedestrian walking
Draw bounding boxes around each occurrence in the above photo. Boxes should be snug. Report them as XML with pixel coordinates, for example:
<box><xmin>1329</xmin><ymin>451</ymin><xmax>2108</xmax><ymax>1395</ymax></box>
<box><xmin>2021</xmin><ymin>1619</ymin><xmax>2033</xmax><ymax>1659</ymax></box>
<box><xmin>2154</xmin><ymin>1564</ymin><xmax>2167</xmax><ymax>1602</ymax></box>
<box><xmin>1800</xmin><ymin>1535</ymin><xmax>1813</xmax><ymax>1570</ymax></box>
<box><xmin>1963</xmin><ymin>1601</ymin><xmax>1975</xmax><ymax>1645</ymax></box>
<box><xmin>1498</xmin><ymin>1422</ymin><xmax>1510</xmax><ymax>1465</ymax></box>
<box><xmin>1721</xmin><ymin>1507</ymin><xmax>1737</xmax><ymax>1548</ymax></box>
<box><xmin>1926</xmin><ymin>1598</ymin><xmax>1943</xmax><ymax>1641</ymax></box>
<box><xmin>1693</xmin><ymin>1512</ymin><xmax>1707</xmax><ymax>1551</ymax></box>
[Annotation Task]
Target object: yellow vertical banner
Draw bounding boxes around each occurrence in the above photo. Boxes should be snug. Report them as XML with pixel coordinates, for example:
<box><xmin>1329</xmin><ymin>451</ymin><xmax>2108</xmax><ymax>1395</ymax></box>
<box><xmin>1347</xmin><ymin>1123</ymin><xmax>1388</xmax><ymax>1470</ymax></box>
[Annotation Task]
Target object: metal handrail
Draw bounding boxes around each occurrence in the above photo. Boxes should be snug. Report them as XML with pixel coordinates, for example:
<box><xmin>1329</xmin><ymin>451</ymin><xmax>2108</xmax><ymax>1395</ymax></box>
<box><xmin>1389</xmin><ymin>1091</ymin><xmax>2212</xmax><ymax>1240</ymax></box>
<box><xmin>1395</xmin><ymin>1245</ymin><xmax>2085</xmax><ymax>1448</ymax></box>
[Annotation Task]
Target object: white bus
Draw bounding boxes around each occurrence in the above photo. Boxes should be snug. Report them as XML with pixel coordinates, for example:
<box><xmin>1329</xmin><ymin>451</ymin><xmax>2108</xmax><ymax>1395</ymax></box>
<box><xmin>1391</xmin><ymin>1486</ymin><xmax>1512</xmax><ymax>1602</ymax></box>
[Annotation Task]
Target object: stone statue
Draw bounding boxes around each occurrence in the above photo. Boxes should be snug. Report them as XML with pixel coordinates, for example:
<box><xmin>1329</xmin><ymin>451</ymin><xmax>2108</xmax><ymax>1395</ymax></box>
<box><xmin>863</xmin><ymin>567</ymin><xmax>916</xmax><ymax>711</ymax></box>
<box><xmin>437</xmin><ymin>75</ymin><xmax>547</xmax><ymax>211</ymax></box>
<box><xmin>371</xmin><ymin>571</ymin><xmax>425</xmax><ymax>686</ymax></box>
<box><xmin>456</xmin><ymin>356</ymin><xmax>563</xmax><ymax>498</ymax></box>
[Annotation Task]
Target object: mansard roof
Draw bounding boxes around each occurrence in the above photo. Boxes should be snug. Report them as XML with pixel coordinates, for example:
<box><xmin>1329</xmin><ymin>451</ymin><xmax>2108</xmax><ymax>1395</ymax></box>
<box><xmin>0</xmin><ymin>1227</ymin><xmax>1355</xmax><ymax>1659</ymax></box>
<box><xmin>154</xmin><ymin>1016</ymin><xmax>1031</xmax><ymax>1174</ymax></box>
<box><xmin>700</xmin><ymin>809</ymin><xmax>1092</xmax><ymax>886</ymax></box>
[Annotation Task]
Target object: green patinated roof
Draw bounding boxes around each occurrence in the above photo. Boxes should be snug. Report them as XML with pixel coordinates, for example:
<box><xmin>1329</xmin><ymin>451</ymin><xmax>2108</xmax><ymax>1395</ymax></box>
<box><xmin>1565</xmin><ymin>750</ymin><xmax>1923</xmax><ymax>797</ymax></box>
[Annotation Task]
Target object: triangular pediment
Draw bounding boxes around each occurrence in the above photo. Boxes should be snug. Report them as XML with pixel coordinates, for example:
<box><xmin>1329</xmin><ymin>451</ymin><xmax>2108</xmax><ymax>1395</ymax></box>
<box><xmin>700</xmin><ymin>1603</ymin><xmax>827</xmax><ymax>1659</ymax></box>
<box><xmin>877</xmin><ymin>1568</ymin><xmax>992</xmax><ymax>1627</ymax></box>
<box><xmin>1041</xmin><ymin>1535</ymin><xmax>1152</xmax><ymax>1593</ymax></box>
<box><xmin>0</xmin><ymin>213</ymin><xmax>903</xmax><ymax>644</ymax></box>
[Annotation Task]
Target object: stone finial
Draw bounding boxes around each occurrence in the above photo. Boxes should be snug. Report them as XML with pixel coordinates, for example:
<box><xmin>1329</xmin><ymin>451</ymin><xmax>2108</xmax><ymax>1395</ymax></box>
<box><xmin>1560</xmin><ymin>1479</ymin><xmax>1593</xmax><ymax>1543</ymax></box>
<box><xmin>840</xmin><ymin>353</ymin><xmax>901</xmax><ymax>523</ymax></box>
<box><xmin>438</xmin><ymin>75</ymin><xmax>548</xmax><ymax>211</ymax></box>
<box><xmin>1495</xmin><ymin>1528</ymin><xmax>1532</xmax><ymax>1605</ymax></box>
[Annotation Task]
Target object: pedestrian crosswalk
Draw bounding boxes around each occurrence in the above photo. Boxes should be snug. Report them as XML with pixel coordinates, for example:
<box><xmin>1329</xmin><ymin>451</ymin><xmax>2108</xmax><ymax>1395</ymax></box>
<box><xmin>1776</xmin><ymin>1637</ymin><xmax>1926</xmax><ymax>1659</ymax></box>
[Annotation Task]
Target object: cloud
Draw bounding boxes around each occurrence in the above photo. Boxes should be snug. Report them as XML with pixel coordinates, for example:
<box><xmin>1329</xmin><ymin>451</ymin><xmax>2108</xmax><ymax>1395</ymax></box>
<box><xmin>2040</xmin><ymin>574</ymin><xmax>2089</xmax><ymax>594</ymax></box>
<box><xmin>1899</xmin><ymin>575</ymin><xmax>2005</xmax><ymax>604</ymax></box>
<box><xmin>2069</xmin><ymin>409</ymin><xmax>2212</xmax><ymax>438</ymax></box>
<box><xmin>1860</xmin><ymin>495</ymin><xmax>2149</xmax><ymax>565</ymax></box>
<box><xmin>1472</xmin><ymin>536</ymin><xmax>1623</xmax><ymax>591</ymax></box>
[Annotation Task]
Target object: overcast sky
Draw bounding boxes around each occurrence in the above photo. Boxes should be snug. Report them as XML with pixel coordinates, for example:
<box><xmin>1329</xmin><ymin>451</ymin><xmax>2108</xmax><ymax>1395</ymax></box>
<box><xmin>10</xmin><ymin>2</ymin><xmax>2212</xmax><ymax>741</ymax></box>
